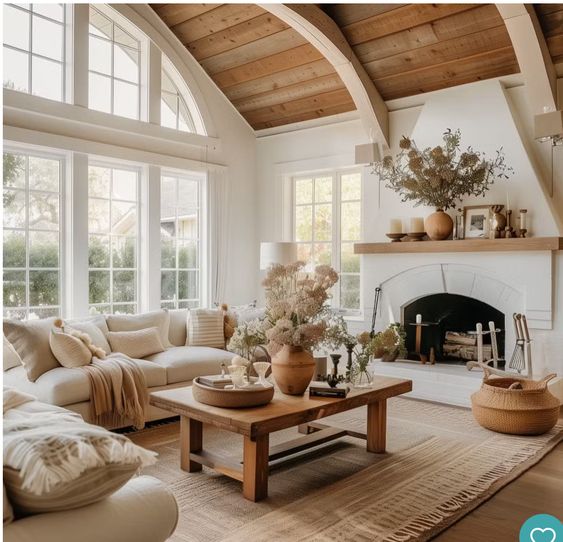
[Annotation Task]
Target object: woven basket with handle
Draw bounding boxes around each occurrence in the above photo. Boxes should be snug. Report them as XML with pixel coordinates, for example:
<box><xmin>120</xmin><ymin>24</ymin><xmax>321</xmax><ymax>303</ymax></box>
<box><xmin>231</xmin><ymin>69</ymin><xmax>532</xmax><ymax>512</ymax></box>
<box><xmin>471</xmin><ymin>368</ymin><xmax>560</xmax><ymax>435</ymax></box>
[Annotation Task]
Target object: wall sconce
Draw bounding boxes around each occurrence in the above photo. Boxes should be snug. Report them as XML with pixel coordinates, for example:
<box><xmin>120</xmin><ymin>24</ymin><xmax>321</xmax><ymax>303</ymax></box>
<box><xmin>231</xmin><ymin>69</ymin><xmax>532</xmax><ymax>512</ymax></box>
<box><xmin>534</xmin><ymin>110</ymin><xmax>563</xmax><ymax>146</ymax></box>
<box><xmin>354</xmin><ymin>142</ymin><xmax>383</xmax><ymax>166</ymax></box>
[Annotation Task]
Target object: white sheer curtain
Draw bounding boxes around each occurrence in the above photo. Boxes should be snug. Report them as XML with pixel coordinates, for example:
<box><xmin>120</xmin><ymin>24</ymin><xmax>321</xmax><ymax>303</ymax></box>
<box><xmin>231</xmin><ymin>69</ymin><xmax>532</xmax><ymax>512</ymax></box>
<box><xmin>208</xmin><ymin>167</ymin><xmax>230</xmax><ymax>306</ymax></box>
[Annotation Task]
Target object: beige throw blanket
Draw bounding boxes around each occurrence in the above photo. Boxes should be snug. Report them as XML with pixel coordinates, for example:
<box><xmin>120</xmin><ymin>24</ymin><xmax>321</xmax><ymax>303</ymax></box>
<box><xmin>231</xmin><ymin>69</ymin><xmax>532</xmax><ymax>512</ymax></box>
<box><xmin>81</xmin><ymin>354</ymin><xmax>148</xmax><ymax>430</ymax></box>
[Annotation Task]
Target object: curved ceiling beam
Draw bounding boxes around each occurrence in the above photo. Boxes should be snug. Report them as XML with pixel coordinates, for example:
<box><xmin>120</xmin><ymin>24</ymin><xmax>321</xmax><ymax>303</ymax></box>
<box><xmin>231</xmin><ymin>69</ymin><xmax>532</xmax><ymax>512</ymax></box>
<box><xmin>496</xmin><ymin>4</ymin><xmax>557</xmax><ymax>114</ymax></box>
<box><xmin>260</xmin><ymin>3</ymin><xmax>389</xmax><ymax>147</ymax></box>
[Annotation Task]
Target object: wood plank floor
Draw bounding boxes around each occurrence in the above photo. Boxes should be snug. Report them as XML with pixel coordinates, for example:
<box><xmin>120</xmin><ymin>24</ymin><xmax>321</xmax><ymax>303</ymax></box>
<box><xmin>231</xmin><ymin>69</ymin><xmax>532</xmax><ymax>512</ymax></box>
<box><xmin>435</xmin><ymin>441</ymin><xmax>563</xmax><ymax>541</ymax></box>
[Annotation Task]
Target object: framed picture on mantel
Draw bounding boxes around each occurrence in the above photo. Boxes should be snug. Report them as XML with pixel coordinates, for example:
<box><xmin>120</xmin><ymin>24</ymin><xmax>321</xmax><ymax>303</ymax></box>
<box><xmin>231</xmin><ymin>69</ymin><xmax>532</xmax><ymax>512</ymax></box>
<box><xmin>463</xmin><ymin>205</ymin><xmax>491</xmax><ymax>239</ymax></box>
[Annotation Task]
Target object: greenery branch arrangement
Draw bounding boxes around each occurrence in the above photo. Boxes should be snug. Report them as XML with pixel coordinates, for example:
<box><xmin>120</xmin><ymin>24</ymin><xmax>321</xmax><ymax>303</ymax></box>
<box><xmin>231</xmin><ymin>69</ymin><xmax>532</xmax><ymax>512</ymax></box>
<box><xmin>372</xmin><ymin>129</ymin><xmax>513</xmax><ymax>210</ymax></box>
<box><xmin>227</xmin><ymin>319</ymin><xmax>267</xmax><ymax>361</ymax></box>
<box><xmin>262</xmin><ymin>262</ymin><xmax>339</xmax><ymax>352</ymax></box>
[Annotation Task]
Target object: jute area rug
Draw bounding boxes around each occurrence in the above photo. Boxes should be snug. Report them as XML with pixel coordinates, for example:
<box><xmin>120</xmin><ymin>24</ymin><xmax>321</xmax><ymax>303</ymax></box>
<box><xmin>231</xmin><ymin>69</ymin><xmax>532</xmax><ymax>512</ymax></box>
<box><xmin>129</xmin><ymin>398</ymin><xmax>562</xmax><ymax>542</ymax></box>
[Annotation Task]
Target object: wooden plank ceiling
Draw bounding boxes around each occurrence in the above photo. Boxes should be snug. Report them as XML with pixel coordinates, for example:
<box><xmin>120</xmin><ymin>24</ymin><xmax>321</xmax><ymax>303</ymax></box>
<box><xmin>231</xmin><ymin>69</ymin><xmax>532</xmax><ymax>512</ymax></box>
<box><xmin>152</xmin><ymin>3</ymin><xmax>522</xmax><ymax>131</ymax></box>
<box><xmin>534</xmin><ymin>4</ymin><xmax>563</xmax><ymax>65</ymax></box>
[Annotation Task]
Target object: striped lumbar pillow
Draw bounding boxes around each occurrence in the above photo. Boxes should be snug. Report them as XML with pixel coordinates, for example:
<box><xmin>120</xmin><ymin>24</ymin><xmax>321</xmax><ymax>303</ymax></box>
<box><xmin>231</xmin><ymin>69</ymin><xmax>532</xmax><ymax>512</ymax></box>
<box><xmin>187</xmin><ymin>309</ymin><xmax>225</xmax><ymax>348</ymax></box>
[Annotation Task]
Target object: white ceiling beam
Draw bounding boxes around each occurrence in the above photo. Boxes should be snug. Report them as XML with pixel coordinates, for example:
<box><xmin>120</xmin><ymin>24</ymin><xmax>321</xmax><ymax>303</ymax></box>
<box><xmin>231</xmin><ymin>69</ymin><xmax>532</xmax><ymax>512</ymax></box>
<box><xmin>496</xmin><ymin>4</ymin><xmax>557</xmax><ymax>114</ymax></box>
<box><xmin>260</xmin><ymin>3</ymin><xmax>389</xmax><ymax>147</ymax></box>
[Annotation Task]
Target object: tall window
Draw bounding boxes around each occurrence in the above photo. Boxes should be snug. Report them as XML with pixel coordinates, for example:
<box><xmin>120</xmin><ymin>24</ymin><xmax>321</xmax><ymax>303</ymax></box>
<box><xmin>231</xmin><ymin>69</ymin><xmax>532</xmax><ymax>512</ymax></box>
<box><xmin>88</xmin><ymin>164</ymin><xmax>139</xmax><ymax>314</ymax></box>
<box><xmin>160</xmin><ymin>173</ymin><xmax>201</xmax><ymax>309</ymax></box>
<box><xmin>3</xmin><ymin>150</ymin><xmax>63</xmax><ymax>319</ymax></box>
<box><xmin>293</xmin><ymin>169</ymin><xmax>362</xmax><ymax>312</ymax></box>
<box><xmin>3</xmin><ymin>3</ymin><xmax>66</xmax><ymax>101</ymax></box>
<box><xmin>88</xmin><ymin>6</ymin><xmax>140</xmax><ymax>119</ymax></box>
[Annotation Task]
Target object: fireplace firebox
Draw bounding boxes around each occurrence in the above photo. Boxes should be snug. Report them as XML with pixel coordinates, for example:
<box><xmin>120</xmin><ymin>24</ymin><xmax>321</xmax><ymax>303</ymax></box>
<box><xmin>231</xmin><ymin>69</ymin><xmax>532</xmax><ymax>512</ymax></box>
<box><xmin>403</xmin><ymin>293</ymin><xmax>505</xmax><ymax>363</ymax></box>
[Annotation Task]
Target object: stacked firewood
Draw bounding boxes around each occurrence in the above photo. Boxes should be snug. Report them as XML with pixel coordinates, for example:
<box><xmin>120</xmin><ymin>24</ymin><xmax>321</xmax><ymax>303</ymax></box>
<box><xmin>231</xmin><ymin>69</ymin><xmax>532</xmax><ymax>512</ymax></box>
<box><xmin>443</xmin><ymin>331</ymin><xmax>492</xmax><ymax>361</ymax></box>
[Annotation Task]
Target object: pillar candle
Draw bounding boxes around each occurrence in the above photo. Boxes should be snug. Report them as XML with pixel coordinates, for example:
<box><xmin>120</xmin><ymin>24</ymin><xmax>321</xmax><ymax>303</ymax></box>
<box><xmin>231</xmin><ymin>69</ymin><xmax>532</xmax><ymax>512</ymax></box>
<box><xmin>519</xmin><ymin>210</ymin><xmax>527</xmax><ymax>230</ymax></box>
<box><xmin>389</xmin><ymin>218</ymin><xmax>403</xmax><ymax>234</ymax></box>
<box><xmin>416</xmin><ymin>314</ymin><xmax>422</xmax><ymax>324</ymax></box>
<box><xmin>410</xmin><ymin>217</ymin><xmax>424</xmax><ymax>232</ymax></box>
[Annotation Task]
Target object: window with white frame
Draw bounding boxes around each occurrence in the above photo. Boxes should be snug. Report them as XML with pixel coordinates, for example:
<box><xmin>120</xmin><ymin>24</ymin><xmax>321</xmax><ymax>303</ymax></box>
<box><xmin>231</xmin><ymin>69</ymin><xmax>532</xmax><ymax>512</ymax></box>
<box><xmin>3</xmin><ymin>3</ymin><xmax>66</xmax><ymax>101</ymax></box>
<box><xmin>88</xmin><ymin>163</ymin><xmax>139</xmax><ymax>315</ymax></box>
<box><xmin>3</xmin><ymin>149</ymin><xmax>63</xmax><ymax>319</ymax></box>
<box><xmin>88</xmin><ymin>6</ymin><xmax>141</xmax><ymax>120</ymax></box>
<box><xmin>160</xmin><ymin>173</ymin><xmax>202</xmax><ymax>309</ymax></box>
<box><xmin>293</xmin><ymin>169</ymin><xmax>362</xmax><ymax>312</ymax></box>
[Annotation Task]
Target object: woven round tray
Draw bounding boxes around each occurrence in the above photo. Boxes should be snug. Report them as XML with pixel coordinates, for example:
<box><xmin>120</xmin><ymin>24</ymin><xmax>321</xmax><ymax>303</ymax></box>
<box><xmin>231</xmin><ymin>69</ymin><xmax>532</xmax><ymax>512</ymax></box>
<box><xmin>192</xmin><ymin>377</ymin><xmax>275</xmax><ymax>408</ymax></box>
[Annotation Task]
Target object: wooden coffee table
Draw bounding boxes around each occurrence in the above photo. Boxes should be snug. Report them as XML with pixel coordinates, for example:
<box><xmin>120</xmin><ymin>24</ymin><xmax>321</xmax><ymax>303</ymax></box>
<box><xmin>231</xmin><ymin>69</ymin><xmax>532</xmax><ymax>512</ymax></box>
<box><xmin>149</xmin><ymin>376</ymin><xmax>412</xmax><ymax>501</ymax></box>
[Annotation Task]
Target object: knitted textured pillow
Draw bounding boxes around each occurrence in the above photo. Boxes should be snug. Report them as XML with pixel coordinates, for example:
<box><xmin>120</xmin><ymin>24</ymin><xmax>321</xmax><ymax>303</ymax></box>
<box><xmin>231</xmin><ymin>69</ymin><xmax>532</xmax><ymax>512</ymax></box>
<box><xmin>49</xmin><ymin>330</ymin><xmax>92</xmax><ymax>368</ymax></box>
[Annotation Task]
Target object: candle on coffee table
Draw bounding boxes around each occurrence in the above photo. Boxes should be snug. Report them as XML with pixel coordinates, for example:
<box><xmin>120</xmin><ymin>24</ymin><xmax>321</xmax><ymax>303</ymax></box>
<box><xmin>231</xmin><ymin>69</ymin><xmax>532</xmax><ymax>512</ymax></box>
<box><xmin>389</xmin><ymin>218</ymin><xmax>403</xmax><ymax>234</ymax></box>
<box><xmin>410</xmin><ymin>217</ymin><xmax>424</xmax><ymax>233</ymax></box>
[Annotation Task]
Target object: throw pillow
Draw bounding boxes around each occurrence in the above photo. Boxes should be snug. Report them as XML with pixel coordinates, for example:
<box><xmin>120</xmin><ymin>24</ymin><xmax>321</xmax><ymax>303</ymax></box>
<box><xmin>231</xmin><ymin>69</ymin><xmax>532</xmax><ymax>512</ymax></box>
<box><xmin>106</xmin><ymin>310</ymin><xmax>171</xmax><ymax>347</ymax></box>
<box><xmin>3</xmin><ymin>394</ymin><xmax>157</xmax><ymax>516</ymax></box>
<box><xmin>49</xmin><ymin>330</ymin><xmax>92</xmax><ymax>368</ymax></box>
<box><xmin>65</xmin><ymin>317</ymin><xmax>111</xmax><ymax>354</ymax></box>
<box><xmin>107</xmin><ymin>327</ymin><xmax>165</xmax><ymax>359</ymax></box>
<box><xmin>187</xmin><ymin>309</ymin><xmax>225</xmax><ymax>348</ymax></box>
<box><xmin>3</xmin><ymin>336</ymin><xmax>22</xmax><ymax>371</ymax></box>
<box><xmin>3</xmin><ymin>318</ymin><xmax>60</xmax><ymax>382</ymax></box>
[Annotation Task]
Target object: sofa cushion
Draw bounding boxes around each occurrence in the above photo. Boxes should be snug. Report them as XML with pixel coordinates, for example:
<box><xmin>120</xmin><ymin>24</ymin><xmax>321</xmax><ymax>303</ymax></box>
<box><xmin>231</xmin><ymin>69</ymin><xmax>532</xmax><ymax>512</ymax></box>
<box><xmin>3</xmin><ymin>390</ymin><xmax>157</xmax><ymax>517</ymax></box>
<box><xmin>168</xmin><ymin>309</ymin><xmax>188</xmax><ymax>346</ymax></box>
<box><xmin>3</xmin><ymin>359</ymin><xmax>166</xmax><ymax>407</ymax></box>
<box><xmin>3</xmin><ymin>336</ymin><xmax>22</xmax><ymax>371</ymax></box>
<box><xmin>107</xmin><ymin>328</ymin><xmax>165</xmax><ymax>359</ymax></box>
<box><xmin>106</xmin><ymin>310</ymin><xmax>171</xmax><ymax>348</ymax></box>
<box><xmin>50</xmin><ymin>331</ymin><xmax>93</xmax><ymax>368</ymax></box>
<box><xmin>145</xmin><ymin>346</ymin><xmax>235</xmax><ymax>385</ymax></box>
<box><xmin>66</xmin><ymin>317</ymin><xmax>111</xmax><ymax>354</ymax></box>
<box><xmin>187</xmin><ymin>309</ymin><xmax>225</xmax><ymax>348</ymax></box>
<box><xmin>3</xmin><ymin>318</ymin><xmax>60</xmax><ymax>381</ymax></box>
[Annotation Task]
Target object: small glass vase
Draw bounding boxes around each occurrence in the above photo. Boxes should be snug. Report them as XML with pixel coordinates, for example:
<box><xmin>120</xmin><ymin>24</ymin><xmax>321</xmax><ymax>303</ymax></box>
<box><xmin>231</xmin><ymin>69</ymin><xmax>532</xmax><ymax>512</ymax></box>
<box><xmin>352</xmin><ymin>365</ymin><xmax>373</xmax><ymax>388</ymax></box>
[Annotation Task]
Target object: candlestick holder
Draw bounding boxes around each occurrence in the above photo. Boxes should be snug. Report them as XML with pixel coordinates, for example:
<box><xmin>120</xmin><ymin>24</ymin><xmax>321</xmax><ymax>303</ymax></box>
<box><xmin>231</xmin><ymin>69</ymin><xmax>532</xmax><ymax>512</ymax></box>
<box><xmin>518</xmin><ymin>228</ymin><xmax>527</xmax><ymax>238</ymax></box>
<box><xmin>406</xmin><ymin>232</ymin><xmax>426</xmax><ymax>242</ymax></box>
<box><xmin>504</xmin><ymin>210</ymin><xmax>516</xmax><ymax>238</ymax></box>
<box><xmin>386</xmin><ymin>233</ymin><xmax>406</xmax><ymax>242</ymax></box>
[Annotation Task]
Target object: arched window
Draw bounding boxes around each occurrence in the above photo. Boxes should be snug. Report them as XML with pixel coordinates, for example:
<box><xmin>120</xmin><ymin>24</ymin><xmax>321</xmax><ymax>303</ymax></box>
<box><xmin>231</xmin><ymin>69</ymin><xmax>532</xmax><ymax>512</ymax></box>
<box><xmin>161</xmin><ymin>55</ymin><xmax>206</xmax><ymax>135</ymax></box>
<box><xmin>88</xmin><ymin>5</ymin><xmax>142</xmax><ymax>120</ymax></box>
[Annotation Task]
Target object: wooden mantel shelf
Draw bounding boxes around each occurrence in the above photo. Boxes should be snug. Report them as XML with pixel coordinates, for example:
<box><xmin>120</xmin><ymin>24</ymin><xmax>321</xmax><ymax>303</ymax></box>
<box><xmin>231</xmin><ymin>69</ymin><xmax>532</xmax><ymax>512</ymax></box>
<box><xmin>354</xmin><ymin>237</ymin><xmax>563</xmax><ymax>254</ymax></box>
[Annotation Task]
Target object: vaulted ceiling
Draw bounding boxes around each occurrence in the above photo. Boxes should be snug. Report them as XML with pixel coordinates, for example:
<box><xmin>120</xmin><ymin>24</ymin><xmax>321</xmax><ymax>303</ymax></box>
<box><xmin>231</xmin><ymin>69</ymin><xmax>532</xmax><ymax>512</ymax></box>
<box><xmin>151</xmin><ymin>3</ymin><xmax>563</xmax><ymax>132</ymax></box>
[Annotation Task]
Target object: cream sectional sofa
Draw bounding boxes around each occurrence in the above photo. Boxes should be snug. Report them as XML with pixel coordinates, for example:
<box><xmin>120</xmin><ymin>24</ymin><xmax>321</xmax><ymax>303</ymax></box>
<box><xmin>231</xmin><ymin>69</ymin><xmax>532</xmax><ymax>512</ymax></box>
<box><xmin>3</xmin><ymin>309</ymin><xmax>235</xmax><ymax>427</ymax></box>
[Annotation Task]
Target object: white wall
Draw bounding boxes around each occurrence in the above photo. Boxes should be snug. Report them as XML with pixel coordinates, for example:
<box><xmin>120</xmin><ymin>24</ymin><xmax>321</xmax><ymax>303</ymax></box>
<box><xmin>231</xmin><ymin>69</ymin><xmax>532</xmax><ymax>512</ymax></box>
<box><xmin>255</xmin><ymin>76</ymin><xmax>563</xmax><ymax>378</ymax></box>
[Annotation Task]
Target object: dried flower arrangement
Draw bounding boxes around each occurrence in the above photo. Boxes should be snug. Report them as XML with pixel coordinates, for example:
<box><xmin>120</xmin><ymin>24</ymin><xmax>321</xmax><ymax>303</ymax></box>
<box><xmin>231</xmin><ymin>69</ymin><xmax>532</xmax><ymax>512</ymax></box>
<box><xmin>262</xmin><ymin>261</ymin><xmax>339</xmax><ymax>351</ymax></box>
<box><xmin>371</xmin><ymin>323</ymin><xmax>407</xmax><ymax>361</ymax></box>
<box><xmin>372</xmin><ymin>129</ymin><xmax>513</xmax><ymax>210</ymax></box>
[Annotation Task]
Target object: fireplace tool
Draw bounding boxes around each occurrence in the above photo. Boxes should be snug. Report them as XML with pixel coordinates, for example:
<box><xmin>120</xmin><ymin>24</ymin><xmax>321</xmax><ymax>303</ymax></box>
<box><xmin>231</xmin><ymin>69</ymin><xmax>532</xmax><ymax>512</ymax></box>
<box><xmin>370</xmin><ymin>286</ymin><xmax>382</xmax><ymax>338</ymax></box>
<box><xmin>468</xmin><ymin>314</ymin><xmax>533</xmax><ymax>378</ymax></box>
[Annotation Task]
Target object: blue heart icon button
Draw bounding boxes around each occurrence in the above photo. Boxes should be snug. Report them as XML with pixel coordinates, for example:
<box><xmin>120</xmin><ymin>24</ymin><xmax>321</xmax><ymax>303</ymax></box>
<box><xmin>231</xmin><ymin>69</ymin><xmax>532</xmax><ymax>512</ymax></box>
<box><xmin>521</xmin><ymin>515</ymin><xmax>562</xmax><ymax>542</ymax></box>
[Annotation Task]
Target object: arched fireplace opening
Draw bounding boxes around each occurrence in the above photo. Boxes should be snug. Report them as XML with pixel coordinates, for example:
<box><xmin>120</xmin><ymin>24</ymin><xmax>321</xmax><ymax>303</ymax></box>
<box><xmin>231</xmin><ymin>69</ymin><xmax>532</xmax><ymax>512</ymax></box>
<box><xmin>403</xmin><ymin>293</ymin><xmax>505</xmax><ymax>364</ymax></box>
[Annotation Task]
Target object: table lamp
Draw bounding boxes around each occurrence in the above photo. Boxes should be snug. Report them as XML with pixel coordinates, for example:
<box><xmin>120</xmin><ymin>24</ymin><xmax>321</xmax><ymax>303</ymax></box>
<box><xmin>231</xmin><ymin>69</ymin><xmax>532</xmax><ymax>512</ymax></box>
<box><xmin>259</xmin><ymin>242</ymin><xmax>297</xmax><ymax>270</ymax></box>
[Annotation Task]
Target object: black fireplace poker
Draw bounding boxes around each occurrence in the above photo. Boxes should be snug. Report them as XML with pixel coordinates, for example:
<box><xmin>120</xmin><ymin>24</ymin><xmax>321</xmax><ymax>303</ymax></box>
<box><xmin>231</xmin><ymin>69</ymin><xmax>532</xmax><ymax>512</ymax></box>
<box><xmin>370</xmin><ymin>286</ymin><xmax>382</xmax><ymax>338</ymax></box>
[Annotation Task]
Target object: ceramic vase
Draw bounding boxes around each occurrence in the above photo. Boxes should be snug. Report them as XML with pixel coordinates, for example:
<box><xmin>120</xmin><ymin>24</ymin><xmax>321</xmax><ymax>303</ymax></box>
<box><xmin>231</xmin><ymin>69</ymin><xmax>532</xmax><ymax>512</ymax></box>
<box><xmin>271</xmin><ymin>345</ymin><xmax>316</xmax><ymax>395</ymax></box>
<box><xmin>425</xmin><ymin>209</ymin><xmax>453</xmax><ymax>240</ymax></box>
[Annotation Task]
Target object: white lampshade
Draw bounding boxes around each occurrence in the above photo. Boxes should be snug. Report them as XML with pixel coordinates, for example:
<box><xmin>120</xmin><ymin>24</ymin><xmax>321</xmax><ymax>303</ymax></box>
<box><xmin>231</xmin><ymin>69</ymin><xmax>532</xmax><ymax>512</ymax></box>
<box><xmin>355</xmin><ymin>142</ymin><xmax>382</xmax><ymax>164</ymax></box>
<box><xmin>260</xmin><ymin>242</ymin><xmax>297</xmax><ymax>270</ymax></box>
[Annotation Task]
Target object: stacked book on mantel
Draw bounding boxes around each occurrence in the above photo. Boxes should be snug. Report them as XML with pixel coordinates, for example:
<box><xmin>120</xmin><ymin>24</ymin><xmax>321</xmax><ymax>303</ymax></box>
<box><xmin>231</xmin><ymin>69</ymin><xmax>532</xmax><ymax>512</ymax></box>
<box><xmin>199</xmin><ymin>375</ymin><xmax>232</xmax><ymax>389</ymax></box>
<box><xmin>442</xmin><ymin>331</ymin><xmax>492</xmax><ymax>361</ymax></box>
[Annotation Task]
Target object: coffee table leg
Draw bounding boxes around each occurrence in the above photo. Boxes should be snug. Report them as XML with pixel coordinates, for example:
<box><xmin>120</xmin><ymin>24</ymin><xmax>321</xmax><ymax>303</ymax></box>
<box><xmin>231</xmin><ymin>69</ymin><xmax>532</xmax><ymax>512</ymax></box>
<box><xmin>367</xmin><ymin>399</ymin><xmax>387</xmax><ymax>453</ymax></box>
<box><xmin>242</xmin><ymin>434</ymin><xmax>269</xmax><ymax>502</ymax></box>
<box><xmin>180</xmin><ymin>416</ymin><xmax>202</xmax><ymax>472</ymax></box>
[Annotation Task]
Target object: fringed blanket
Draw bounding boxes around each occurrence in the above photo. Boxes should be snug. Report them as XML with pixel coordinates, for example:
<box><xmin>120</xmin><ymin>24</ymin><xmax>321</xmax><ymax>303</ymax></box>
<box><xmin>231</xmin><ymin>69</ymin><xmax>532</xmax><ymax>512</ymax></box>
<box><xmin>81</xmin><ymin>354</ymin><xmax>148</xmax><ymax>430</ymax></box>
<box><xmin>3</xmin><ymin>388</ymin><xmax>156</xmax><ymax>496</ymax></box>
